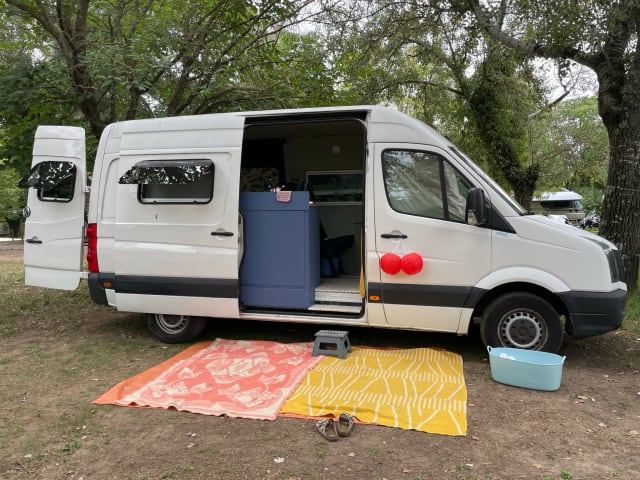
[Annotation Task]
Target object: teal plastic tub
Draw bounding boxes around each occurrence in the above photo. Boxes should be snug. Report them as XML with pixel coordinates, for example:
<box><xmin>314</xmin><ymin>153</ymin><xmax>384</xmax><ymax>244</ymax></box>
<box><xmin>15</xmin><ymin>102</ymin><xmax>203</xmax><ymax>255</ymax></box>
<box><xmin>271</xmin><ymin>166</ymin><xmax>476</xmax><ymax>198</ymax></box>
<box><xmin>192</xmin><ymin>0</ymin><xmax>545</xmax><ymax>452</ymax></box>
<box><xmin>487</xmin><ymin>346</ymin><xmax>566</xmax><ymax>391</ymax></box>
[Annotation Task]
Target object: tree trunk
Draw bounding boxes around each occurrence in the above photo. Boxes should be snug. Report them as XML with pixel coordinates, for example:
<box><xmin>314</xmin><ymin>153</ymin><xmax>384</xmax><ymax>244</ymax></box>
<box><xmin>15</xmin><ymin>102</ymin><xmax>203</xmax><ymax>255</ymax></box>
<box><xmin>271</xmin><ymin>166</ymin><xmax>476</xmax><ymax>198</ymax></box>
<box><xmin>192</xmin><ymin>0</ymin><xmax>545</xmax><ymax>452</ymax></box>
<box><xmin>597</xmin><ymin>67</ymin><xmax>640</xmax><ymax>290</ymax></box>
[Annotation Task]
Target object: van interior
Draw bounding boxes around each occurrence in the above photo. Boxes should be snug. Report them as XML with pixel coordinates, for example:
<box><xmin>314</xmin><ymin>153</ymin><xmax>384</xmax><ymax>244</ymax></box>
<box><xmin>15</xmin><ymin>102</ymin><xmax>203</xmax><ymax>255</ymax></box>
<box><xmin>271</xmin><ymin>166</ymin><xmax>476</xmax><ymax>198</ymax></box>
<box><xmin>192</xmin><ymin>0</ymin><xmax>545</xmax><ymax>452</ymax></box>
<box><xmin>238</xmin><ymin>113</ymin><xmax>367</xmax><ymax>317</ymax></box>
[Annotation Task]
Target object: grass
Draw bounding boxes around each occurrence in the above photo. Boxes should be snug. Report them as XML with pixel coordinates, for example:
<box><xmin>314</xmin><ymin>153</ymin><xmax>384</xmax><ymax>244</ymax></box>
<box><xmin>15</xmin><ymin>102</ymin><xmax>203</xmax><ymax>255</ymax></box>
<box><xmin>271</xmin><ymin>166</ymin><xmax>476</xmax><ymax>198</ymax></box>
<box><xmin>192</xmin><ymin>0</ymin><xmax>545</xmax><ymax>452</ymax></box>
<box><xmin>0</xmin><ymin>258</ymin><xmax>185</xmax><ymax>469</ymax></box>
<box><xmin>622</xmin><ymin>288</ymin><xmax>640</xmax><ymax>334</ymax></box>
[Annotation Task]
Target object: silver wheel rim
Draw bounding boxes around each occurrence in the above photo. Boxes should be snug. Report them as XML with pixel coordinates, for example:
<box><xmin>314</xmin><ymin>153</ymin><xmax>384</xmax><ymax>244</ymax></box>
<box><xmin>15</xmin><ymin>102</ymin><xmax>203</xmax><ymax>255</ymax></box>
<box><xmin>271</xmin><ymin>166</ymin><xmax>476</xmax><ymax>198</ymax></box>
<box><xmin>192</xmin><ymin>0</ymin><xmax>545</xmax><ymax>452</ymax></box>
<box><xmin>155</xmin><ymin>314</ymin><xmax>189</xmax><ymax>335</ymax></box>
<box><xmin>498</xmin><ymin>309</ymin><xmax>545</xmax><ymax>349</ymax></box>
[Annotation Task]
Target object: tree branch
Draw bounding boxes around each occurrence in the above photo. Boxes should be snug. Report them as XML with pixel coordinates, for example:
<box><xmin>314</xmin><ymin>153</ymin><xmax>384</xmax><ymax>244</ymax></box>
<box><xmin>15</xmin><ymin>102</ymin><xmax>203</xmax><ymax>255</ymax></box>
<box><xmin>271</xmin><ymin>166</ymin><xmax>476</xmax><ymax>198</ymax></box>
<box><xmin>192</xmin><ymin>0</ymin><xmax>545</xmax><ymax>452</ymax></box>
<box><xmin>464</xmin><ymin>0</ymin><xmax>598</xmax><ymax>69</ymax></box>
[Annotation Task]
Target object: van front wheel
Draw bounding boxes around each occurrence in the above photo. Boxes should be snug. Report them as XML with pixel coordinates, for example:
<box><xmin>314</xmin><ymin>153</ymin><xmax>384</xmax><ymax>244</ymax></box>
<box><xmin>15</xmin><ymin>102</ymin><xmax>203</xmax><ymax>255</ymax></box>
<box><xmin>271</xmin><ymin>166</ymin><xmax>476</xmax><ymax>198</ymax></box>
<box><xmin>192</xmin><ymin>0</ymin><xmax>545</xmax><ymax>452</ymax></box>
<box><xmin>146</xmin><ymin>314</ymin><xmax>207</xmax><ymax>343</ymax></box>
<box><xmin>480</xmin><ymin>293</ymin><xmax>563</xmax><ymax>353</ymax></box>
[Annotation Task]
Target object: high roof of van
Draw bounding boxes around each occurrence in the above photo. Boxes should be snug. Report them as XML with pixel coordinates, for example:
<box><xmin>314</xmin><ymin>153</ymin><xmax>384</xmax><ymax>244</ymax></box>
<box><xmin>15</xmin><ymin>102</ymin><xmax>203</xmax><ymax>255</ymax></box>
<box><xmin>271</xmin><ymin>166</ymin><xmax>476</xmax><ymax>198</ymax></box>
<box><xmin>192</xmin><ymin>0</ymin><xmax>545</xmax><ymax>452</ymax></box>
<box><xmin>106</xmin><ymin>105</ymin><xmax>452</xmax><ymax>149</ymax></box>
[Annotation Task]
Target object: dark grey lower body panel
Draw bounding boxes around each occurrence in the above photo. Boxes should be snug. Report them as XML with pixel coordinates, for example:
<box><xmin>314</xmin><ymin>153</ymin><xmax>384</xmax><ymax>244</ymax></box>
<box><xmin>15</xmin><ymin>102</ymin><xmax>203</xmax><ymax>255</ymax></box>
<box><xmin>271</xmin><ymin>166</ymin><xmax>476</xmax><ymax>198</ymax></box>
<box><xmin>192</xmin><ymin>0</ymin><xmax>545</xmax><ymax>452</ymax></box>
<box><xmin>88</xmin><ymin>272</ymin><xmax>238</xmax><ymax>306</ymax></box>
<box><xmin>559</xmin><ymin>289</ymin><xmax>626</xmax><ymax>338</ymax></box>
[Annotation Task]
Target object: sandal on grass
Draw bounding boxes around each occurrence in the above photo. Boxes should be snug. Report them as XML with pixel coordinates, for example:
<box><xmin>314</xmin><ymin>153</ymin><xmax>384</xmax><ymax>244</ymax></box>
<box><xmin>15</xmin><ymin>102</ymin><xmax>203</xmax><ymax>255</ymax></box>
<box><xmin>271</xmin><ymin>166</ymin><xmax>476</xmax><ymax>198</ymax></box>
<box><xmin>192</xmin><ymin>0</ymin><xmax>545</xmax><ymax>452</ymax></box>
<box><xmin>337</xmin><ymin>413</ymin><xmax>355</xmax><ymax>437</ymax></box>
<box><xmin>315</xmin><ymin>419</ymin><xmax>338</xmax><ymax>442</ymax></box>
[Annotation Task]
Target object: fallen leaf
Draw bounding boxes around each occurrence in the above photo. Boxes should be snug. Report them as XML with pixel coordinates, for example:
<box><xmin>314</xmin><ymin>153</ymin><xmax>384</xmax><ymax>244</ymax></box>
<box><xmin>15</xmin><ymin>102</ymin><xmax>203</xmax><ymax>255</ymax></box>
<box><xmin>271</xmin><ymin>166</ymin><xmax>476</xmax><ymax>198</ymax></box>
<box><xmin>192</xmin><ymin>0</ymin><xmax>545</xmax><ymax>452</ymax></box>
<box><xmin>533</xmin><ymin>464</ymin><xmax>542</xmax><ymax>469</ymax></box>
<box><xmin>629</xmin><ymin>430</ymin><xmax>638</xmax><ymax>435</ymax></box>
<box><xmin>471</xmin><ymin>435</ymin><xmax>479</xmax><ymax>441</ymax></box>
<box><xmin>598</xmin><ymin>422</ymin><xmax>607</xmax><ymax>427</ymax></box>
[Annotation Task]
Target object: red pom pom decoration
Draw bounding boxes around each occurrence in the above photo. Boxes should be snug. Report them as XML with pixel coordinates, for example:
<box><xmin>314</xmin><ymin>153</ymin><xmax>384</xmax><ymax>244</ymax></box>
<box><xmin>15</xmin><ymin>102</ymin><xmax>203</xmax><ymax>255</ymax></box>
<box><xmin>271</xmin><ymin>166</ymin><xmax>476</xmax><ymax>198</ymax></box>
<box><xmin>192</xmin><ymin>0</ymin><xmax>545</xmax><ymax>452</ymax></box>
<box><xmin>401</xmin><ymin>252</ymin><xmax>423</xmax><ymax>275</ymax></box>
<box><xmin>380</xmin><ymin>253</ymin><xmax>402</xmax><ymax>275</ymax></box>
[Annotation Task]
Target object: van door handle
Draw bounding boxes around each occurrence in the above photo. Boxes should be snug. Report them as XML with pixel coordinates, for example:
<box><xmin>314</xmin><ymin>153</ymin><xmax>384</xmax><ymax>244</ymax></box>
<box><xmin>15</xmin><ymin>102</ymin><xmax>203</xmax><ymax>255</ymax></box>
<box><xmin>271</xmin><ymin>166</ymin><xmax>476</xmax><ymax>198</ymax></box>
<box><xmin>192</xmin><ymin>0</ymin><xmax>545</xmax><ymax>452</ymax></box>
<box><xmin>26</xmin><ymin>237</ymin><xmax>43</xmax><ymax>244</ymax></box>
<box><xmin>211</xmin><ymin>231</ymin><xmax>234</xmax><ymax>237</ymax></box>
<box><xmin>380</xmin><ymin>233</ymin><xmax>408</xmax><ymax>239</ymax></box>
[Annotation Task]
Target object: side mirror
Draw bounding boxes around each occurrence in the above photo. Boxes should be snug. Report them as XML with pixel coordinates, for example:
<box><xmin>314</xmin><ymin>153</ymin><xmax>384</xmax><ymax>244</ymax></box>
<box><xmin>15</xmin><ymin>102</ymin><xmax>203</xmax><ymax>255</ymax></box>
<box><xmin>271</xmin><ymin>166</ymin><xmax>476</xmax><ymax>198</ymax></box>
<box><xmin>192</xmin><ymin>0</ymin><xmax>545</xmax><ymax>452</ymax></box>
<box><xmin>466</xmin><ymin>188</ymin><xmax>488</xmax><ymax>226</ymax></box>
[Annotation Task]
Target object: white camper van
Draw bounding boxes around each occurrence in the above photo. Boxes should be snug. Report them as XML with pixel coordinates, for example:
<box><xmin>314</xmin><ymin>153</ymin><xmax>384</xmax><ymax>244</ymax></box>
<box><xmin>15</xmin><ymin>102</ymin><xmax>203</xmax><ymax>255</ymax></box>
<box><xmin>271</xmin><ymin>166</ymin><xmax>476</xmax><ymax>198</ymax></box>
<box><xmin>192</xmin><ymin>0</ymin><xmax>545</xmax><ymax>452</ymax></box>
<box><xmin>19</xmin><ymin>106</ymin><xmax>626</xmax><ymax>353</ymax></box>
<box><xmin>531</xmin><ymin>189</ymin><xmax>586</xmax><ymax>226</ymax></box>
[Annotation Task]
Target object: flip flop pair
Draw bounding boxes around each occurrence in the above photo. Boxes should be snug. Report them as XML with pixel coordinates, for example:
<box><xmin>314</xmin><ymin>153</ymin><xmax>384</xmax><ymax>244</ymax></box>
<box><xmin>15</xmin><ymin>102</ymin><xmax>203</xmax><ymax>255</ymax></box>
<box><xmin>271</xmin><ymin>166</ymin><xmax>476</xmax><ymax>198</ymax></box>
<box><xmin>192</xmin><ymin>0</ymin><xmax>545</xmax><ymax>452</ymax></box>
<box><xmin>315</xmin><ymin>414</ymin><xmax>355</xmax><ymax>441</ymax></box>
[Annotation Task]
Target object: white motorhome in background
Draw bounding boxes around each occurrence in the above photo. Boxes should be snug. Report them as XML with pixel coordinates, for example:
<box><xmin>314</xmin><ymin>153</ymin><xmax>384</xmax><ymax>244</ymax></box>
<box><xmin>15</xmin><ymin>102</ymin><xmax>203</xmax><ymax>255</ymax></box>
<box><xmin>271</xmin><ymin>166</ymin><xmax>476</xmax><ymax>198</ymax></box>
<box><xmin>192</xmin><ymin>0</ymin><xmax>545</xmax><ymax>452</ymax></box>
<box><xmin>531</xmin><ymin>189</ymin><xmax>586</xmax><ymax>226</ymax></box>
<box><xmin>19</xmin><ymin>106</ymin><xmax>626</xmax><ymax>353</ymax></box>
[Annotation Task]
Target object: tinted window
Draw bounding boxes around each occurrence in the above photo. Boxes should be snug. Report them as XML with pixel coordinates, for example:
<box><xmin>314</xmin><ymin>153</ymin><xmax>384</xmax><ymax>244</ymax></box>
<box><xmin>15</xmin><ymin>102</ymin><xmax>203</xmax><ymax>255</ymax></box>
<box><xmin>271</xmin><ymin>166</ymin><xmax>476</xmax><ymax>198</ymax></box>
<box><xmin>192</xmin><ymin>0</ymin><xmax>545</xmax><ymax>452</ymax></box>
<box><xmin>119</xmin><ymin>159</ymin><xmax>214</xmax><ymax>204</ymax></box>
<box><xmin>382</xmin><ymin>150</ymin><xmax>471</xmax><ymax>222</ymax></box>
<box><xmin>18</xmin><ymin>161</ymin><xmax>76</xmax><ymax>202</ymax></box>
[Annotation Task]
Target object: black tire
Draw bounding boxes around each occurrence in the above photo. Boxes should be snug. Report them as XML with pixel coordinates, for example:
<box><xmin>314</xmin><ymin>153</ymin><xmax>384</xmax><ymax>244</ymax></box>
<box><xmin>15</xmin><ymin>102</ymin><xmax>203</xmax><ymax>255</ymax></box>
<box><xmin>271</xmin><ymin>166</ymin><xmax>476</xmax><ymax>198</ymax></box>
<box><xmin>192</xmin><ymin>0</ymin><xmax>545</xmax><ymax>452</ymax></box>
<box><xmin>480</xmin><ymin>292</ymin><xmax>563</xmax><ymax>353</ymax></box>
<box><xmin>146</xmin><ymin>314</ymin><xmax>207</xmax><ymax>344</ymax></box>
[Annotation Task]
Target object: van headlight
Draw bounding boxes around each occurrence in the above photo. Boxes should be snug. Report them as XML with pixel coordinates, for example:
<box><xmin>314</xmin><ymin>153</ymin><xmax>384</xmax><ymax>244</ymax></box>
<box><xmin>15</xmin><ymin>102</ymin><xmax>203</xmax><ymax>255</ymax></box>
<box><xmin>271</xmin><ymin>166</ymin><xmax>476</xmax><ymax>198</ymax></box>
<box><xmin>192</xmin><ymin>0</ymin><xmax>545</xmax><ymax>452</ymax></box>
<box><xmin>606</xmin><ymin>248</ymin><xmax>625</xmax><ymax>283</ymax></box>
<box><xmin>587</xmin><ymin>238</ymin><xmax>625</xmax><ymax>283</ymax></box>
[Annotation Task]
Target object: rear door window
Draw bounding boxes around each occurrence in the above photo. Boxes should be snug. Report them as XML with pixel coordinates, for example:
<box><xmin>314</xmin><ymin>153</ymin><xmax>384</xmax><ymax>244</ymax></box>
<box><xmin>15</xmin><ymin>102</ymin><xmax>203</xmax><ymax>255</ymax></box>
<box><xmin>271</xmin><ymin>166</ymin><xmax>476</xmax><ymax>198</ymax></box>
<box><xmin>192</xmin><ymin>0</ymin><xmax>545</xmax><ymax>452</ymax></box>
<box><xmin>118</xmin><ymin>159</ymin><xmax>214</xmax><ymax>204</ymax></box>
<box><xmin>18</xmin><ymin>161</ymin><xmax>77</xmax><ymax>202</ymax></box>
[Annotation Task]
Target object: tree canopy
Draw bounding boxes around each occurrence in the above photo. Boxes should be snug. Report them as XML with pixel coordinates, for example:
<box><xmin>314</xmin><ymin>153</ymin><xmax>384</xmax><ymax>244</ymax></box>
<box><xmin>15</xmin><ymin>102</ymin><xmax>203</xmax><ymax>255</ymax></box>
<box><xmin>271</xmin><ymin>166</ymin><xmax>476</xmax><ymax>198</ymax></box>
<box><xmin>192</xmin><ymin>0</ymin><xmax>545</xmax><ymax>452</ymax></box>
<box><xmin>531</xmin><ymin>97</ymin><xmax>609</xmax><ymax>191</ymax></box>
<box><xmin>3</xmin><ymin>0</ymin><xmax>341</xmax><ymax>140</ymax></box>
<box><xmin>323</xmin><ymin>1</ymin><xmax>545</xmax><ymax>207</ymax></box>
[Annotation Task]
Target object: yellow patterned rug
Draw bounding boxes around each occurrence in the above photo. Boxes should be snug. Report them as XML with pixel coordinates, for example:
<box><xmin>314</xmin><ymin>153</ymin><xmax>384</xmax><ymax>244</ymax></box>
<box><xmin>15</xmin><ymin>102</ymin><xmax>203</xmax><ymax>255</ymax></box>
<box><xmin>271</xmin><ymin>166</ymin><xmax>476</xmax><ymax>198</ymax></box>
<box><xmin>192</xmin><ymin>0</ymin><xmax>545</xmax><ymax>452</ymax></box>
<box><xmin>281</xmin><ymin>347</ymin><xmax>467</xmax><ymax>436</ymax></box>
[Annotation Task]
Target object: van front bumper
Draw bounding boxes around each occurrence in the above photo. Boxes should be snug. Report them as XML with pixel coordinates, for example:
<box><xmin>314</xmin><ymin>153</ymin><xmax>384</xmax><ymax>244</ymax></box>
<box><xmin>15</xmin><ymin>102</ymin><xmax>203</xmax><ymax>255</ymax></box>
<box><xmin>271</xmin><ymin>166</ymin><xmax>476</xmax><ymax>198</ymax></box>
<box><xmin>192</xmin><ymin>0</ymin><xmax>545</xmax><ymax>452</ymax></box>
<box><xmin>559</xmin><ymin>289</ymin><xmax>627</xmax><ymax>339</ymax></box>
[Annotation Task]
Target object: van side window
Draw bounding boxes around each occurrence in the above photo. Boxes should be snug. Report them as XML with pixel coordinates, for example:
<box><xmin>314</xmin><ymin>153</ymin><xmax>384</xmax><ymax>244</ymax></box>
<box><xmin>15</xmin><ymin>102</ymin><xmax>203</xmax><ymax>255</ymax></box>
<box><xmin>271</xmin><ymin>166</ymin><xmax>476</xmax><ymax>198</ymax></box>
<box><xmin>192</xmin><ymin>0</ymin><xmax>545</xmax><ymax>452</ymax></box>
<box><xmin>382</xmin><ymin>150</ymin><xmax>470</xmax><ymax>222</ymax></box>
<box><xmin>18</xmin><ymin>161</ymin><xmax>76</xmax><ymax>202</ymax></box>
<box><xmin>118</xmin><ymin>159</ymin><xmax>214</xmax><ymax>204</ymax></box>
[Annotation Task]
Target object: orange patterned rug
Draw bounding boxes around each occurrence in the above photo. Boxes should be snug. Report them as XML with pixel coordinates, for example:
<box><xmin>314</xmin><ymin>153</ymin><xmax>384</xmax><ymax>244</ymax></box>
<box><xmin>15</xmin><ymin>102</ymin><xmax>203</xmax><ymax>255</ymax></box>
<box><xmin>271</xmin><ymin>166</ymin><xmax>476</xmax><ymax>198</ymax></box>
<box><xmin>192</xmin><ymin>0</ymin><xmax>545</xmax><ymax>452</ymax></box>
<box><xmin>93</xmin><ymin>339</ymin><xmax>323</xmax><ymax>420</ymax></box>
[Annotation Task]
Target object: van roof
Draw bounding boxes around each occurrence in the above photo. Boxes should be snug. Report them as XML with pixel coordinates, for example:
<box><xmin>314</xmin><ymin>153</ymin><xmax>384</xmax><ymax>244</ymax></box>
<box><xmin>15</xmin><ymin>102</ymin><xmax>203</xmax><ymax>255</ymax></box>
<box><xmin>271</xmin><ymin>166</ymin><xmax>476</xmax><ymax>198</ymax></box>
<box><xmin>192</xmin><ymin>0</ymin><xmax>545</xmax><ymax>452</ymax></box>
<box><xmin>533</xmin><ymin>189</ymin><xmax>583</xmax><ymax>201</ymax></box>
<box><xmin>109</xmin><ymin>105</ymin><xmax>452</xmax><ymax>148</ymax></box>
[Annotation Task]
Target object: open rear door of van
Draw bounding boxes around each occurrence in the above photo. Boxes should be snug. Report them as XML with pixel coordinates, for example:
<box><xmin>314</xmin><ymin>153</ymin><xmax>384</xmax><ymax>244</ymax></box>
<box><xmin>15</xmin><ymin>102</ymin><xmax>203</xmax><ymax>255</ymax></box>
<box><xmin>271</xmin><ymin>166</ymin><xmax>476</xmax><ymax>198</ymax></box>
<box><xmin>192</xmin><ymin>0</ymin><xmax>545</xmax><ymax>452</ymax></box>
<box><xmin>20</xmin><ymin>126</ymin><xmax>86</xmax><ymax>290</ymax></box>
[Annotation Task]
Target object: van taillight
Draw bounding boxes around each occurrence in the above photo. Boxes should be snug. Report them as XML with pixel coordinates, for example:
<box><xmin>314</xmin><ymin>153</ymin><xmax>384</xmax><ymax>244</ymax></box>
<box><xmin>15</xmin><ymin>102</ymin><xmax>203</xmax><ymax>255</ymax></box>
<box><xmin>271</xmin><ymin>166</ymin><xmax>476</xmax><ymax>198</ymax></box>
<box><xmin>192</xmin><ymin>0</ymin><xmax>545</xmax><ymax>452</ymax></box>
<box><xmin>86</xmin><ymin>223</ymin><xmax>99</xmax><ymax>273</ymax></box>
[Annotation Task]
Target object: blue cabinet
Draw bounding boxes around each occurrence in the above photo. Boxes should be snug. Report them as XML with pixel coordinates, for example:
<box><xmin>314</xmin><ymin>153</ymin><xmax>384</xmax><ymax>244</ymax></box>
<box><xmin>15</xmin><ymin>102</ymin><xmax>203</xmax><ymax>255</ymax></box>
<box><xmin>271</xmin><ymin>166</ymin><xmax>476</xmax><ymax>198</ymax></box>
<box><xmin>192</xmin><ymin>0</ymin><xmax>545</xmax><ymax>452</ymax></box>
<box><xmin>239</xmin><ymin>192</ymin><xmax>320</xmax><ymax>309</ymax></box>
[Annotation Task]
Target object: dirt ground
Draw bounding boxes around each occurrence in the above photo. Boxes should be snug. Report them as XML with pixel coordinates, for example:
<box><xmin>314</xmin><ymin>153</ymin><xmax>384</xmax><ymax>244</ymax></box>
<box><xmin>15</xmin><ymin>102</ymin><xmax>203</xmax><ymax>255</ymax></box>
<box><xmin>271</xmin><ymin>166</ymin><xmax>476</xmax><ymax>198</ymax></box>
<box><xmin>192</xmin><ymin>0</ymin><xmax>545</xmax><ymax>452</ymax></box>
<box><xmin>1</xmin><ymin>243</ymin><xmax>639</xmax><ymax>480</ymax></box>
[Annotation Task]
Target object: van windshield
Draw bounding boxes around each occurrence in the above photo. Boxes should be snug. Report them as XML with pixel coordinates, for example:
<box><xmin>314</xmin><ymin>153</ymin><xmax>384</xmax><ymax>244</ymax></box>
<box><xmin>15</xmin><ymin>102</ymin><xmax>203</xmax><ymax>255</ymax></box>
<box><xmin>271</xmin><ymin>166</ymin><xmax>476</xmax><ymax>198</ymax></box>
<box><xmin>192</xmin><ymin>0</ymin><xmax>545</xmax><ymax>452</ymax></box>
<box><xmin>449</xmin><ymin>147</ymin><xmax>528</xmax><ymax>215</ymax></box>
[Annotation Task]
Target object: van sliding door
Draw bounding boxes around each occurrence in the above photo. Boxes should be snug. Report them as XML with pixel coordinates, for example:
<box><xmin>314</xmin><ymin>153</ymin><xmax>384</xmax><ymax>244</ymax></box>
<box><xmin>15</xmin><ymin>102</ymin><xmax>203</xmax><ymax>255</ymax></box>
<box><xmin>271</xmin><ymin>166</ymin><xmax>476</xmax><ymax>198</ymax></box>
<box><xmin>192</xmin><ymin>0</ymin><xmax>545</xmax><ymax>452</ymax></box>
<box><xmin>111</xmin><ymin>115</ymin><xmax>245</xmax><ymax>318</ymax></box>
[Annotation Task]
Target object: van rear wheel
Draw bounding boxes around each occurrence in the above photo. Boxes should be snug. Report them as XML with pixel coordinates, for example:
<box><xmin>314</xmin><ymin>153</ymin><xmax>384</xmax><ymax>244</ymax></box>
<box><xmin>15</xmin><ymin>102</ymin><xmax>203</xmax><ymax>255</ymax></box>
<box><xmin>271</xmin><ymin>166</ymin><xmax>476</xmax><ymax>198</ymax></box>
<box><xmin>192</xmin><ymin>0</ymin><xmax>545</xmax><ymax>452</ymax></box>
<box><xmin>146</xmin><ymin>314</ymin><xmax>207</xmax><ymax>343</ymax></box>
<box><xmin>480</xmin><ymin>292</ymin><xmax>563</xmax><ymax>353</ymax></box>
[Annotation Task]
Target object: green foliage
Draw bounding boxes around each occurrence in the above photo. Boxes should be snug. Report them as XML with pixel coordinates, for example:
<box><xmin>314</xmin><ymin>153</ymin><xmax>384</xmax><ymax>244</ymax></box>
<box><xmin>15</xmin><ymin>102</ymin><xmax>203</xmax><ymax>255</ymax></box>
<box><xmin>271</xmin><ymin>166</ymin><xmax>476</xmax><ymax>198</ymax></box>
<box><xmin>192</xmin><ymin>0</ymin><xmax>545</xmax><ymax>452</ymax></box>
<box><xmin>530</xmin><ymin>97</ymin><xmax>608</xmax><ymax>191</ymax></box>
<box><xmin>327</xmin><ymin>2</ymin><xmax>544</xmax><ymax>205</ymax></box>
<box><xmin>464</xmin><ymin>42</ymin><xmax>543</xmax><ymax>206</ymax></box>
<box><xmin>3</xmin><ymin>0</ymin><xmax>343</xmax><ymax>141</ymax></box>
<box><xmin>268</xmin><ymin>31</ymin><xmax>349</xmax><ymax>108</ymax></box>
<box><xmin>573</xmin><ymin>184</ymin><xmax>605</xmax><ymax>213</ymax></box>
<box><xmin>623</xmin><ymin>288</ymin><xmax>640</xmax><ymax>335</ymax></box>
<box><xmin>0</xmin><ymin>59</ymin><xmax>78</xmax><ymax>175</ymax></box>
<box><xmin>0</xmin><ymin>168</ymin><xmax>25</xmax><ymax>236</ymax></box>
